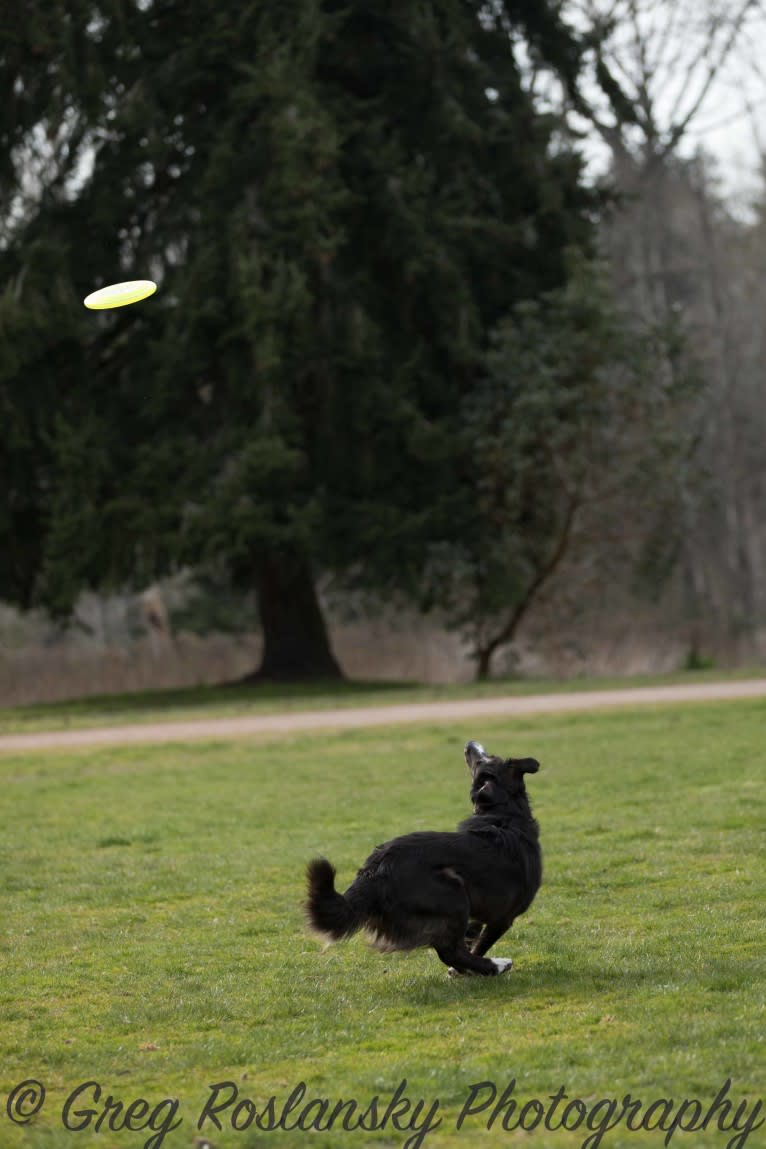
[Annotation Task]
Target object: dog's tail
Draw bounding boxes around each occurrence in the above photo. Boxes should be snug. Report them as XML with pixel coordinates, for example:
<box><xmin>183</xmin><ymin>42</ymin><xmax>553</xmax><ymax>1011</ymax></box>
<box><xmin>305</xmin><ymin>857</ymin><xmax>361</xmax><ymax>942</ymax></box>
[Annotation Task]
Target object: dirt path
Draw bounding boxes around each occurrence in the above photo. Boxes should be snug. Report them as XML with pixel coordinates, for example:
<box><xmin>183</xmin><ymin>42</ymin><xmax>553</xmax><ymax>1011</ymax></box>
<box><xmin>1</xmin><ymin>678</ymin><xmax>765</xmax><ymax>753</ymax></box>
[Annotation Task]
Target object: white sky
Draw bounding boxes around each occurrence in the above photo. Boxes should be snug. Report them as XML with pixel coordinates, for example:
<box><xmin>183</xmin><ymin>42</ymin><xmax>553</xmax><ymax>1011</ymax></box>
<box><xmin>683</xmin><ymin>58</ymin><xmax>766</xmax><ymax>211</ymax></box>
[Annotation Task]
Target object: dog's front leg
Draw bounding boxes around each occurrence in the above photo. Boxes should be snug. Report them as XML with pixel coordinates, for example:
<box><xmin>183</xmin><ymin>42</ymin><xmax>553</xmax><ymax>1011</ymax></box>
<box><xmin>440</xmin><ymin>941</ymin><xmax>512</xmax><ymax>976</ymax></box>
<box><xmin>464</xmin><ymin>920</ymin><xmax>483</xmax><ymax>948</ymax></box>
<box><xmin>471</xmin><ymin>919</ymin><xmax>511</xmax><ymax>958</ymax></box>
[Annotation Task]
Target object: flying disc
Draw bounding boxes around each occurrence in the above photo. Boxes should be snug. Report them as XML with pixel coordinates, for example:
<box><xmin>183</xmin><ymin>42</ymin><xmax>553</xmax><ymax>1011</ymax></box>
<box><xmin>84</xmin><ymin>279</ymin><xmax>157</xmax><ymax>310</ymax></box>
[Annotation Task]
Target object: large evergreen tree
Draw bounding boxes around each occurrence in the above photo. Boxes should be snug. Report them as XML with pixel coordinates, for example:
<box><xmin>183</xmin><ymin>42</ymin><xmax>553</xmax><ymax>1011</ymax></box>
<box><xmin>0</xmin><ymin>0</ymin><xmax>600</xmax><ymax>678</ymax></box>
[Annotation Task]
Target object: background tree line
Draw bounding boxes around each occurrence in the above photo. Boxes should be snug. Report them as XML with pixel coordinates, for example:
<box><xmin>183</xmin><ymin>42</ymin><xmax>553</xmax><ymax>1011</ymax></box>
<box><xmin>1</xmin><ymin>0</ymin><xmax>764</xmax><ymax>682</ymax></box>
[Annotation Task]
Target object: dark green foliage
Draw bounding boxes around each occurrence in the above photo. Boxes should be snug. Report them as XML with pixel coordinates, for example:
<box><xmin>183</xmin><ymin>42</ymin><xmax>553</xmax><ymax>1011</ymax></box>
<box><xmin>1</xmin><ymin>0</ymin><xmax>605</xmax><ymax>674</ymax></box>
<box><xmin>411</xmin><ymin>257</ymin><xmax>701</xmax><ymax>675</ymax></box>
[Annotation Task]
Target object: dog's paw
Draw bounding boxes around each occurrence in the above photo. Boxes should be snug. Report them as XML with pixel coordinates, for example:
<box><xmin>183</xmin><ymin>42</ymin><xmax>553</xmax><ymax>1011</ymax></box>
<box><xmin>447</xmin><ymin>959</ymin><xmax>513</xmax><ymax>978</ymax></box>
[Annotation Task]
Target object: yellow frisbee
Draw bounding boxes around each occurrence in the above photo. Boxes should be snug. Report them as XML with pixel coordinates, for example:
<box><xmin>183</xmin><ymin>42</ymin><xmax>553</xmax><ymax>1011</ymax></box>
<box><xmin>84</xmin><ymin>279</ymin><xmax>157</xmax><ymax>310</ymax></box>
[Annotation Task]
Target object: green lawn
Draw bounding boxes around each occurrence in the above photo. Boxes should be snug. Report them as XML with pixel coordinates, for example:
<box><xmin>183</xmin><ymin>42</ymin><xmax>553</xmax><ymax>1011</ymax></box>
<box><xmin>2</xmin><ymin>699</ymin><xmax>764</xmax><ymax>1149</ymax></box>
<box><xmin>2</xmin><ymin>665</ymin><xmax>766</xmax><ymax>734</ymax></box>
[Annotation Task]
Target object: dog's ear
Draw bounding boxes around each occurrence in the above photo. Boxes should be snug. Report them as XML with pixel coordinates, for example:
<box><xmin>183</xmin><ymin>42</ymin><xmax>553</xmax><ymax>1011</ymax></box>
<box><xmin>509</xmin><ymin>757</ymin><xmax>540</xmax><ymax>775</ymax></box>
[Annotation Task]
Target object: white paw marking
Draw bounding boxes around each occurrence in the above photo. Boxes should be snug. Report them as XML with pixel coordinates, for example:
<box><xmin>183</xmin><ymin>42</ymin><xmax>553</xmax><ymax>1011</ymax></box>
<box><xmin>447</xmin><ymin>957</ymin><xmax>513</xmax><ymax>977</ymax></box>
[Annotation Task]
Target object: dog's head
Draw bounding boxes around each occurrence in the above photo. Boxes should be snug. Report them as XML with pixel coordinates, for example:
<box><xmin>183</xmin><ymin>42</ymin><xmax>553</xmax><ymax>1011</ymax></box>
<box><xmin>464</xmin><ymin>740</ymin><xmax>539</xmax><ymax>813</ymax></box>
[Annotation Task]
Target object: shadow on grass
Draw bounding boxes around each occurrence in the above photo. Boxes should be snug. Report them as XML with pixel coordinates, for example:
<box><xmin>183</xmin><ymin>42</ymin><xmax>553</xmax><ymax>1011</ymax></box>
<box><xmin>4</xmin><ymin>677</ymin><xmax>417</xmax><ymax>721</ymax></box>
<box><xmin>326</xmin><ymin>950</ymin><xmax>756</xmax><ymax>1010</ymax></box>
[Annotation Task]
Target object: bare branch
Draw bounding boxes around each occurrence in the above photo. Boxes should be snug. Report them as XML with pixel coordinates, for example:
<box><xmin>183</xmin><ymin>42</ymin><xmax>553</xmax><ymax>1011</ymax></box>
<box><xmin>473</xmin><ymin>494</ymin><xmax>581</xmax><ymax>669</ymax></box>
<box><xmin>660</xmin><ymin>0</ymin><xmax>760</xmax><ymax>158</ymax></box>
<box><xmin>686</xmin><ymin>91</ymin><xmax>766</xmax><ymax>139</ymax></box>
<box><xmin>742</xmin><ymin>91</ymin><xmax>766</xmax><ymax>166</ymax></box>
<box><xmin>573</xmin><ymin>0</ymin><xmax>764</xmax><ymax>168</ymax></box>
<box><xmin>627</xmin><ymin>0</ymin><xmax>659</xmax><ymax>140</ymax></box>
<box><xmin>645</xmin><ymin>0</ymin><xmax>685</xmax><ymax>77</ymax></box>
<box><xmin>662</xmin><ymin>4</ymin><xmax>728</xmax><ymax>130</ymax></box>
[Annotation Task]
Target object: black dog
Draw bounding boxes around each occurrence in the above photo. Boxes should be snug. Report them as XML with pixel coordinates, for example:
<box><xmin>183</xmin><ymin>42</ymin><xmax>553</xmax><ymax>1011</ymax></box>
<box><xmin>305</xmin><ymin>740</ymin><xmax>542</xmax><ymax>976</ymax></box>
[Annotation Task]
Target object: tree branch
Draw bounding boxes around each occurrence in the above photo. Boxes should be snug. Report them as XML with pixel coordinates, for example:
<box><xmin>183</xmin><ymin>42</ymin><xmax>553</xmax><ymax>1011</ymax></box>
<box><xmin>473</xmin><ymin>493</ymin><xmax>580</xmax><ymax>669</ymax></box>
<box><xmin>660</xmin><ymin>0</ymin><xmax>759</xmax><ymax>159</ymax></box>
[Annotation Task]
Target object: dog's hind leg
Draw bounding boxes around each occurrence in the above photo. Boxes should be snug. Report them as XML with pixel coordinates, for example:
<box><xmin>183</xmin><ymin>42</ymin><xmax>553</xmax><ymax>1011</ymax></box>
<box><xmin>418</xmin><ymin>872</ymin><xmax>503</xmax><ymax>976</ymax></box>
<box><xmin>432</xmin><ymin>912</ymin><xmax>510</xmax><ymax>976</ymax></box>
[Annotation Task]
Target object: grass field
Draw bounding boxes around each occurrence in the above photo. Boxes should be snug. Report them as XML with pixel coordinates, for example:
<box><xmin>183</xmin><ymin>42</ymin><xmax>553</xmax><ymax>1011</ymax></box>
<box><xmin>2</xmin><ymin>665</ymin><xmax>766</xmax><ymax>734</ymax></box>
<box><xmin>1</xmin><ymin>699</ymin><xmax>764</xmax><ymax>1149</ymax></box>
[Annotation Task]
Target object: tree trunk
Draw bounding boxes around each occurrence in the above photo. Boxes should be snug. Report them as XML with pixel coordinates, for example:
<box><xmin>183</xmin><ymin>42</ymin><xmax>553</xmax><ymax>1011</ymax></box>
<box><xmin>475</xmin><ymin>646</ymin><xmax>494</xmax><ymax>682</ymax></box>
<box><xmin>242</xmin><ymin>550</ymin><xmax>344</xmax><ymax>682</ymax></box>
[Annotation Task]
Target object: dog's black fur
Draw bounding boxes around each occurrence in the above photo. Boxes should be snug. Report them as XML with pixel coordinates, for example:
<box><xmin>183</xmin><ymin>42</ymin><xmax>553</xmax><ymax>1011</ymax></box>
<box><xmin>305</xmin><ymin>740</ymin><xmax>542</xmax><ymax>976</ymax></box>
